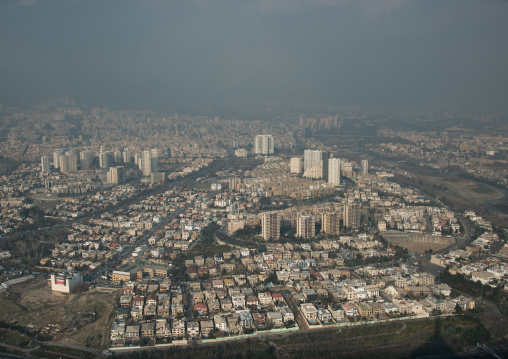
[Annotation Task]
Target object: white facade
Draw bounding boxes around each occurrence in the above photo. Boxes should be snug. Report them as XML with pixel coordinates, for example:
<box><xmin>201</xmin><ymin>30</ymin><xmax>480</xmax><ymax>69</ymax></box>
<box><xmin>303</xmin><ymin>149</ymin><xmax>328</xmax><ymax>179</ymax></box>
<box><xmin>254</xmin><ymin>135</ymin><xmax>274</xmax><ymax>155</ymax></box>
<box><xmin>361</xmin><ymin>160</ymin><xmax>369</xmax><ymax>175</ymax></box>
<box><xmin>328</xmin><ymin>158</ymin><xmax>341</xmax><ymax>186</ymax></box>
<box><xmin>50</xmin><ymin>272</ymin><xmax>83</xmax><ymax>294</ymax></box>
<box><xmin>290</xmin><ymin>157</ymin><xmax>303</xmax><ymax>174</ymax></box>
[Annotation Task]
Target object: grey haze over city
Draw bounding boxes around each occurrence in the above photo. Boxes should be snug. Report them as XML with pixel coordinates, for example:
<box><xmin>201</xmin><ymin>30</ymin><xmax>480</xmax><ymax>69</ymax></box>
<box><xmin>1</xmin><ymin>0</ymin><xmax>507</xmax><ymax>114</ymax></box>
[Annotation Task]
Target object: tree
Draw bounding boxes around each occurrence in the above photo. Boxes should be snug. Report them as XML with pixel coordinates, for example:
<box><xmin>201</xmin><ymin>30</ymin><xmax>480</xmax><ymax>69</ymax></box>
<box><xmin>454</xmin><ymin>303</ymin><xmax>463</xmax><ymax>314</ymax></box>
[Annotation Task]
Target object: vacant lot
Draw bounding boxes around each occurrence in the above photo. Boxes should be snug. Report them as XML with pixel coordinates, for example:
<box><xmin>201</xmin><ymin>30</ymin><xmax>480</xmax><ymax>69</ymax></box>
<box><xmin>383</xmin><ymin>232</ymin><xmax>454</xmax><ymax>255</ymax></box>
<box><xmin>0</xmin><ymin>278</ymin><xmax>118</xmax><ymax>350</ymax></box>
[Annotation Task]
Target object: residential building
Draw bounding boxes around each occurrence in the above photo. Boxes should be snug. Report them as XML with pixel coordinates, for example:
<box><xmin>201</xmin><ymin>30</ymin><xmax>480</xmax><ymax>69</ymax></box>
<box><xmin>297</xmin><ymin>215</ymin><xmax>315</xmax><ymax>239</ymax></box>
<box><xmin>254</xmin><ymin>135</ymin><xmax>274</xmax><ymax>155</ymax></box>
<box><xmin>328</xmin><ymin>158</ymin><xmax>341</xmax><ymax>186</ymax></box>
<box><xmin>262</xmin><ymin>211</ymin><xmax>280</xmax><ymax>240</ymax></box>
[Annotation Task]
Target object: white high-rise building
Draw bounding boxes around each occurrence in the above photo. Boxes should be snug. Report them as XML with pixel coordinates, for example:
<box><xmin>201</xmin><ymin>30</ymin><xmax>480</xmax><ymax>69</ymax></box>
<box><xmin>297</xmin><ymin>215</ymin><xmax>315</xmax><ymax>239</ymax></box>
<box><xmin>328</xmin><ymin>158</ymin><xmax>341</xmax><ymax>186</ymax></box>
<box><xmin>254</xmin><ymin>135</ymin><xmax>274</xmax><ymax>155</ymax></box>
<box><xmin>142</xmin><ymin>149</ymin><xmax>159</xmax><ymax>176</ymax></box>
<box><xmin>53</xmin><ymin>149</ymin><xmax>64</xmax><ymax>169</ymax></box>
<box><xmin>290</xmin><ymin>157</ymin><xmax>303</xmax><ymax>174</ymax></box>
<box><xmin>303</xmin><ymin>150</ymin><xmax>328</xmax><ymax>179</ymax></box>
<box><xmin>361</xmin><ymin>160</ymin><xmax>369</xmax><ymax>175</ymax></box>
<box><xmin>262</xmin><ymin>211</ymin><xmax>280</xmax><ymax>240</ymax></box>
<box><xmin>142</xmin><ymin>150</ymin><xmax>152</xmax><ymax>176</ymax></box>
<box><xmin>41</xmin><ymin>156</ymin><xmax>50</xmax><ymax>173</ymax></box>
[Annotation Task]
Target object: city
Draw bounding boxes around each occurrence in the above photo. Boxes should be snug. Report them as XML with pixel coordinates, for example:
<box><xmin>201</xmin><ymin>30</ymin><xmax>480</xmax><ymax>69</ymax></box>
<box><xmin>0</xmin><ymin>103</ymin><xmax>507</xmax><ymax>358</ymax></box>
<box><xmin>1</xmin><ymin>1</ymin><xmax>508</xmax><ymax>358</ymax></box>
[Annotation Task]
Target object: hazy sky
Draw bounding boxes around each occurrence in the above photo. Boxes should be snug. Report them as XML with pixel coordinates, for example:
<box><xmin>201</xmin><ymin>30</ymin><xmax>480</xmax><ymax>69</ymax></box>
<box><xmin>1</xmin><ymin>0</ymin><xmax>507</xmax><ymax>114</ymax></box>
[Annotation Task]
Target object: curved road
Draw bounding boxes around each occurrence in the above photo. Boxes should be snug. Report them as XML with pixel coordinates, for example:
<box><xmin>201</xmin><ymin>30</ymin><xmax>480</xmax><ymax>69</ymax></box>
<box><xmin>482</xmin><ymin>189</ymin><xmax>508</xmax><ymax>215</ymax></box>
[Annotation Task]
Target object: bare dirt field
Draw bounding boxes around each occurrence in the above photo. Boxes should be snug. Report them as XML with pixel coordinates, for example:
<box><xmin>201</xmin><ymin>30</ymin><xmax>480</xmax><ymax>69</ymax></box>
<box><xmin>383</xmin><ymin>232</ymin><xmax>455</xmax><ymax>255</ymax></box>
<box><xmin>0</xmin><ymin>278</ymin><xmax>119</xmax><ymax>349</ymax></box>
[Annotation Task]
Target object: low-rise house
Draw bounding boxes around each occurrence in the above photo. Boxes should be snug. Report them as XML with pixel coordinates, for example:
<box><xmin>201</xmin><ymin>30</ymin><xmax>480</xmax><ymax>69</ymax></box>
<box><xmin>125</xmin><ymin>325</ymin><xmax>141</xmax><ymax>341</ymax></box>
<box><xmin>301</xmin><ymin>303</ymin><xmax>318</xmax><ymax>323</ymax></box>
<box><xmin>220</xmin><ymin>297</ymin><xmax>233</xmax><ymax>312</ymax></box>
<box><xmin>317</xmin><ymin>308</ymin><xmax>333</xmax><ymax>323</ymax></box>
<box><xmin>327</xmin><ymin>303</ymin><xmax>345</xmax><ymax>320</ymax></box>
<box><xmin>381</xmin><ymin>302</ymin><xmax>399</xmax><ymax>315</ymax></box>
<box><xmin>226</xmin><ymin>314</ymin><xmax>241</xmax><ymax>333</ymax></box>
<box><xmin>425</xmin><ymin>296</ymin><xmax>447</xmax><ymax>312</ymax></box>
<box><xmin>187</xmin><ymin>321</ymin><xmax>200</xmax><ymax>338</ymax></box>
<box><xmin>431</xmin><ymin>283</ymin><xmax>452</xmax><ymax>297</ymax></box>
<box><xmin>157</xmin><ymin>306</ymin><xmax>170</xmax><ymax>318</ymax></box>
<box><xmin>194</xmin><ymin>302</ymin><xmax>208</xmax><ymax>316</ymax></box>
<box><xmin>279</xmin><ymin>306</ymin><xmax>294</xmax><ymax>323</ymax></box>
<box><xmin>141</xmin><ymin>321</ymin><xmax>155</xmax><ymax>339</ymax></box>
<box><xmin>239</xmin><ymin>311</ymin><xmax>254</xmax><ymax>329</ymax></box>
<box><xmin>200</xmin><ymin>319</ymin><xmax>214</xmax><ymax>337</ymax></box>
<box><xmin>231</xmin><ymin>294</ymin><xmax>246</xmax><ymax>308</ymax></box>
<box><xmin>214</xmin><ymin>315</ymin><xmax>228</xmax><ymax>332</ymax></box>
<box><xmin>267</xmin><ymin>311</ymin><xmax>283</xmax><ymax>327</ymax></box>
<box><xmin>258</xmin><ymin>292</ymin><xmax>273</xmax><ymax>306</ymax></box>
<box><xmin>130</xmin><ymin>306</ymin><xmax>144</xmax><ymax>321</ymax></box>
<box><xmin>342</xmin><ymin>302</ymin><xmax>358</xmax><ymax>317</ymax></box>
<box><xmin>144</xmin><ymin>305</ymin><xmax>157</xmax><ymax>317</ymax></box>
<box><xmin>155</xmin><ymin>319</ymin><xmax>171</xmax><ymax>338</ymax></box>
<box><xmin>471</xmin><ymin>271</ymin><xmax>496</xmax><ymax>285</ymax></box>
<box><xmin>111</xmin><ymin>321</ymin><xmax>126</xmax><ymax>341</ymax></box>
<box><xmin>355</xmin><ymin>302</ymin><xmax>373</xmax><ymax>318</ymax></box>
<box><xmin>119</xmin><ymin>295</ymin><xmax>132</xmax><ymax>308</ymax></box>
<box><xmin>393</xmin><ymin>300</ymin><xmax>411</xmax><ymax>315</ymax></box>
<box><xmin>172</xmin><ymin>320</ymin><xmax>186</xmax><ymax>338</ymax></box>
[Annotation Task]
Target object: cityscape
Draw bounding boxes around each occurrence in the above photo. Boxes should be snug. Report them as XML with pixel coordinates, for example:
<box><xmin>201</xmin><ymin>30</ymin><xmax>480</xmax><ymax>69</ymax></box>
<box><xmin>1</xmin><ymin>0</ymin><xmax>508</xmax><ymax>358</ymax></box>
<box><xmin>0</xmin><ymin>102</ymin><xmax>507</xmax><ymax>358</ymax></box>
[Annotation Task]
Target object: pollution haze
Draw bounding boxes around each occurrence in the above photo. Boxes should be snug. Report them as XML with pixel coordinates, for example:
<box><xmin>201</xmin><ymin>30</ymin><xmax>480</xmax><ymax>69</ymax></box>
<box><xmin>1</xmin><ymin>0</ymin><xmax>507</xmax><ymax>114</ymax></box>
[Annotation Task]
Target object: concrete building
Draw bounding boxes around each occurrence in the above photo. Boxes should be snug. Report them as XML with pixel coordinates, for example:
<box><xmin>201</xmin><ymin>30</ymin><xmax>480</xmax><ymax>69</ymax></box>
<box><xmin>53</xmin><ymin>149</ymin><xmax>64</xmax><ymax>169</ymax></box>
<box><xmin>303</xmin><ymin>149</ymin><xmax>329</xmax><ymax>180</ymax></box>
<box><xmin>361</xmin><ymin>160</ymin><xmax>369</xmax><ymax>175</ymax></box>
<box><xmin>142</xmin><ymin>149</ymin><xmax>159</xmax><ymax>176</ymax></box>
<box><xmin>100</xmin><ymin>151</ymin><xmax>113</xmax><ymax>169</ymax></box>
<box><xmin>344</xmin><ymin>204</ymin><xmax>360</xmax><ymax>229</ymax></box>
<box><xmin>254</xmin><ymin>134</ymin><xmax>274</xmax><ymax>155</ymax></box>
<box><xmin>41</xmin><ymin>156</ymin><xmax>50</xmax><ymax>173</ymax></box>
<box><xmin>50</xmin><ymin>272</ymin><xmax>83</xmax><ymax>294</ymax></box>
<box><xmin>123</xmin><ymin>149</ymin><xmax>131</xmax><ymax>163</ymax></box>
<box><xmin>59</xmin><ymin>154</ymin><xmax>78</xmax><ymax>173</ymax></box>
<box><xmin>235</xmin><ymin>148</ymin><xmax>248</xmax><ymax>157</ymax></box>
<box><xmin>297</xmin><ymin>215</ymin><xmax>315</xmax><ymax>239</ymax></box>
<box><xmin>328</xmin><ymin>158</ymin><xmax>341</xmax><ymax>186</ymax></box>
<box><xmin>108</xmin><ymin>166</ymin><xmax>125</xmax><ymax>184</ymax></box>
<box><xmin>322</xmin><ymin>212</ymin><xmax>339</xmax><ymax>234</ymax></box>
<box><xmin>262</xmin><ymin>211</ymin><xmax>280</xmax><ymax>240</ymax></box>
<box><xmin>290</xmin><ymin>157</ymin><xmax>303</xmax><ymax>174</ymax></box>
<box><xmin>229</xmin><ymin>177</ymin><xmax>241</xmax><ymax>190</ymax></box>
<box><xmin>79</xmin><ymin>151</ymin><xmax>93</xmax><ymax>169</ymax></box>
